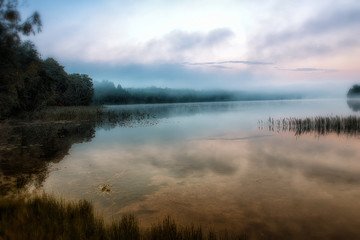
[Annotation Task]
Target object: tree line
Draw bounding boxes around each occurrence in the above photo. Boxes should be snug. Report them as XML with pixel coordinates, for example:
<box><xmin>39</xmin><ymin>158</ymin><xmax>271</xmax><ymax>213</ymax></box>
<box><xmin>93</xmin><ymin>80</ymin><xmax>235</xmax><ymax>104</ymax></box>
<box><xmin>0</xmin><ymin>0</ymin><xmax>94</xmax><ymax>118</ymax></box>
<box><xmin>92</xmin><ymin>80</ymin><xmax>300</xmax><ymax>105</ymax></box>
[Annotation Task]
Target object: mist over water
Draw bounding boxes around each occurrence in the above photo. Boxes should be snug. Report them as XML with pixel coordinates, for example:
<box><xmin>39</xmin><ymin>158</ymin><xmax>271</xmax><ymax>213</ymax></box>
<box><xmin>1</xmin><ymin>99</ymin><xmax>360</xmax><ymax>239</ymax></box>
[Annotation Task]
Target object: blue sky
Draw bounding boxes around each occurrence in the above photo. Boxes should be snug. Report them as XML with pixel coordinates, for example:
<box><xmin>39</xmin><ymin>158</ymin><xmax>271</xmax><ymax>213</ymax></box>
<box><xmin>20</xmin><ymin>0</ymin><xmax>360</xmax><ymax>95</ymax></box>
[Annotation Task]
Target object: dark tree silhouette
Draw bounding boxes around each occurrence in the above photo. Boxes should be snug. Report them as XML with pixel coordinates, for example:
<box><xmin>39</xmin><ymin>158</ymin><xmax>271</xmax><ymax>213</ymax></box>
<box><xmin>63</xmin><ymin>74</ymin><xmax>94</xmax><ymax>106</ymax></box>
<box><xmin>0</xmin><ymin>0</ymin><xmax>42</xmax><ymax>116</ymax></box>
<box><xmin>0</xmin><ymin>1</ymin><xmax>95</xmax><ymax>118</ymax></box>
<box><xmin>0</xmin><ymin>0</ymin><xmax>42</xmax><ymax>46</ymax></box>
<box><xmin>40</xmin><ymin>58</ymin><xmax>69</xmax><ymax>106</ymax></box>
<box><xmin>347</xmin><ymin>84</ymin><xmax>360</xmax><ymax>98</ymax></box>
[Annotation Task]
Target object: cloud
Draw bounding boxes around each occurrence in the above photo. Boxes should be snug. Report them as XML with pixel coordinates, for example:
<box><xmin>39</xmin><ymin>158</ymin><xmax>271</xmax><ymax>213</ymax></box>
<box><xmin>183</xmin><ymin>60</ymin><xmax>273</xmax><ymax>66</ymax></box>
<box><xmin>40</xmin><ymin>27</ymin><xmax>235</xmax><ymax>65</ymax></box>
<box><xmin>293</xmin><ymin>68</ymin><xmax>338</xmax><ymax>73</ymax></box>
<box><xmin>303</xmin><ymin>8</ymin><xmax>360</xmax><ymax>34</ymax></box>
<box><xmin>275</xmin><ymin>67</ymin><xmax>338</xmax><ymax>73</ymax></box>
<box><xmin>252</xmin><ymin>6</ymin><xmax>360</xmax><ymax>60</ymax></box>
<box><xmin>138</xmin><ymin>28</ymin><xmax>235</xmax><ymax>63</ymax></box>
<box><xmin>219</xmin><ymin>60</ymin><xmax>272</xmax><ymax>65</ymax></box>
<box><xmin>262</xmin><ymin>7</ymin><xmax>360</xmax><ymax>47</ymax></box>
<box><xmin>163</xmin><ymin>28</ymin><xmax>234</xmax><ymax>51</ymax></box>
<box><xmin>64</xmin><ymin>62</ymin><xmax>256</xmax><ymax>89</ymax></box>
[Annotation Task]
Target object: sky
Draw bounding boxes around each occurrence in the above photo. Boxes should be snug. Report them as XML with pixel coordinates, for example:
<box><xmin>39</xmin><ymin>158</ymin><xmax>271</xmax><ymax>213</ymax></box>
<box><xmin>20</xmin><ymin>0</ymin><xmax>360</xmax><ymax>96</ymax></box>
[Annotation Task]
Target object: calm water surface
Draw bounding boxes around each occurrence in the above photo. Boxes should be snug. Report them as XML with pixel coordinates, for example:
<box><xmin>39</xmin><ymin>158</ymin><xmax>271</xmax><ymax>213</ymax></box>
<box><xmin>1</xmin><ymin>99</ymin><xmax>360</xmax><ymax>239</ymax></box>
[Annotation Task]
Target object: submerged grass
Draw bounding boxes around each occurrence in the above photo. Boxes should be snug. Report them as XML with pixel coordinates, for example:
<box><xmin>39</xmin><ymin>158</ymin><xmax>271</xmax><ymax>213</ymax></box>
<box><xmin>263</xmin><ymin>116</ymin><xmax>360</xmax><ymax>136</ymax></box>
<box><xmin>23</xmin><ymin>106</ymin><xmax>106</xmax><ymax>122</ymax></box>
<box><xmin>0</xmin><ymin>195</ymin><xmax>246</xmax><ymax>240</ymax></box>
<box><xmin>3</xmin><ymin>106</ymin><xmax>158</xmax><ymax>128</ymax></box>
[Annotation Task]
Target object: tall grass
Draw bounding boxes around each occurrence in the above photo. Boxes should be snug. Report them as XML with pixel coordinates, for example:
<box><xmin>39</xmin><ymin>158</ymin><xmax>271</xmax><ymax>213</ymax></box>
<box><xmin>0</xmin><ymin>195</ymin><xmax>247</xmax><ymax>240</ymax></box>
<box><xmin>15</xmin><ymin>106</ymin><xmax>157</xmax><ymax>126</ymax></box>
<box><xmin>4</xmin><ymin>106</ymin><xmax>158</xmax><ymax>128</ymax></box>
<box><xmin>263</xmin><ymin>116</ymin><xmax>360</xmax><ymax>136</ymax></box>
<box><xmin>26</xmin><ymin>106</ymin><xmax>106</xmax><ymax>122</ymax></box>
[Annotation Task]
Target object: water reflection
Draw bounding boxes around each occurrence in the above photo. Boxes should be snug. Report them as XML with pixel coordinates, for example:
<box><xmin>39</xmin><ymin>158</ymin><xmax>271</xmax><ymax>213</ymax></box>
<box><xmin>250</xmin><ymin>134</ymin><xmax>360</xmax><ymax>184</ymax></box>
<box><xmin>110</xmin><ymin>134</ymin><xmax>360</xmax><ymax>239</ymax></box>
<box><xmin>0</xmin><ymin>122</ymin><xmax>95</xmax><ymax>195</ymax></box>
<box><xmin>0</xmin><ymin>107</ymin><xmax>163</xmax><ymax>195</ymax></box>
<box><xmin>347</xmin><ymin>99</ymin><xmax>360</xmax><ymax>112</ymax></box>
<box><xmin>105</xmin><ymin>102</ymin><xmax>244</xmax><ymax>118</ymax></box>
<box><xmin>1</xmin><ymin>100</ymin><xmax>360</xmax><ymax>239</ymax></box>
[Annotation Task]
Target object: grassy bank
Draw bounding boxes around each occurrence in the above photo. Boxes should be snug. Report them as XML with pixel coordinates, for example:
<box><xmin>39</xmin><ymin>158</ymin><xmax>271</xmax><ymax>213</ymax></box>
<box><xmin>0</xmin><ymin>195</ymin><xmax>246</xmax><ymax>240</ymax></box>
<box><xmin>15</xmin><ymin>106</ymin><xmax>106</xmax><ymax>122</ymax></box>
<box><xmin>3</xmin><ymin>106</ymin><xmax>155</xmax><ymax>126</ymax></box>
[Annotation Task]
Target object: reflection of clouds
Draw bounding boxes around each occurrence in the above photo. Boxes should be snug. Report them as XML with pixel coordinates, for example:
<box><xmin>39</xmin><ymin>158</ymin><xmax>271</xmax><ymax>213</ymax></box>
<box><xmin>154</xmin><ymin>155</ymin><xmax>237</xmax><ymax>177</ymax></box>
<box><xmin>45</xmin><ymin>139</ymin><xmax>245</xmax><ymax>221</ymax></box>
<box><xmin>248</xmin><ymin>134</ymin><xmax>360</xmax><ymax>185</ymax></box>
<box><xmin>44</xmin><ymin>154</ymin><xmax>160</xmax><ymax>221</ymax></box>
<box><xmin>83</xmin><ymin>137</ymin><xmax>244</xmax><ymax>178</ymax></box>
<box><xmin>140</xmin><ymin>141</ymin><xmax>242</xmax><ymax>178</ymax></box>
<box><xmin>45</xmin><ymin>127</ymin><xmax>360</xmax><ymax>238</ymax></box>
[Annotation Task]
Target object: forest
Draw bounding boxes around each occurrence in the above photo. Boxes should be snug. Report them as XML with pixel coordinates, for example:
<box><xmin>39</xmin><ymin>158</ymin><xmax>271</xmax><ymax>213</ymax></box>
<box><xmin>93</xmin><ymin>80</ymin><xmax>300</xmax><ymax>105</ymax></box>
<box><xmin>0</xmin><ymin>0</ymin><xmax>93</xmax><ymax>118</ymax></box>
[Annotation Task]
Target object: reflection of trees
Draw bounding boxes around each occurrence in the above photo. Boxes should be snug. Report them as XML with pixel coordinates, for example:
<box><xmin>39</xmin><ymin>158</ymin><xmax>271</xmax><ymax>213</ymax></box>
<box><xmin>347</xmin><ymin>99</ymin><xmax>360</xmax><ymax>112</ymax></box>
<box><xmin>0</xmin><ymin>122</ymin><xmax>95</xmax><ymax>195</ymax></box>
<box><xmin>0</xmin><ymin>106</ymin><xmax>164</xmax><ymax>195</ymax></box>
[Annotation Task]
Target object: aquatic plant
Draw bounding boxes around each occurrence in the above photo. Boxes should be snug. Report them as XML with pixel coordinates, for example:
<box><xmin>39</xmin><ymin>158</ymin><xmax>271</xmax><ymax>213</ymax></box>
<box><xmin>262</xmin><ymin>116</ymin><xmax>360</xmax><ymax>136</ymax></box>
<box><xmin>99</xmin><ymin>184</ymin><xmax>112</xmax><ymax>193</ymax></box>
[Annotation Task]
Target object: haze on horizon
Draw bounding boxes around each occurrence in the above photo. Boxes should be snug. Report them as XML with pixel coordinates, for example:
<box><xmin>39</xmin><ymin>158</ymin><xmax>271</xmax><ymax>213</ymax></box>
<box><xmin>21</xmin><ymin>0</ymin><xmax>360</xmax><ymax>97</ymax></box>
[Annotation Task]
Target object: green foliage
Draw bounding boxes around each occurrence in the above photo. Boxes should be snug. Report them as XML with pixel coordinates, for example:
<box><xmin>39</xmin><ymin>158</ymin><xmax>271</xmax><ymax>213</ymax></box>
<box><xmin>40</xmin><ymin>57</ymin><xmax>69</xmax><ymax>105</ymax></box>
<box><xmin>0</xmin><ymin>0</ymin><xmax>42</xmax><ymax>117</ymax></box>
<box><xmin>16</xmin><ymin>41</ymin><xmax>53</xmax><ymax>111</ymax></box>
<box><xmin>0</xmin><ymin>1</ymin><xmax>95</xmax><ymax>119</ymax></box>
<box><xmin>347</xmin><ymin>84</ymin><xmax>360</xmax><ymax>98</ymax></box>
<box><xmin>63</xmin><ymin>74</ymin><xmax>94</xmax><ymax>106</ymax></box>
<box><xmin>0</xmin><ymin>0</ymin><xmax>42</xmax><ymax>47</ymax></box>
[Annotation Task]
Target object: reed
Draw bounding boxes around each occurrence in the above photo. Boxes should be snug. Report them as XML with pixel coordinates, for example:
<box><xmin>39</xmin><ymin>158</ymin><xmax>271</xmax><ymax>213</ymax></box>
<box><xmin>0</xmin><ymin>194</ymin><xmax>247</xmax><ymax>240</ymax></box>
<box><xmin>263</xmin><ymin>116</ymin><xmax>360</xmax><ymax>136</ymax></box>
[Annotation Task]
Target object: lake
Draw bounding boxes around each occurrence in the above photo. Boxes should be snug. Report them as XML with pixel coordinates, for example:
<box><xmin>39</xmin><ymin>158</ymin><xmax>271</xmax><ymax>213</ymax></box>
<box><xmin>1</xmin><ymin>99</ymin><xmax>360</xmax><ymax>239</ymax></box>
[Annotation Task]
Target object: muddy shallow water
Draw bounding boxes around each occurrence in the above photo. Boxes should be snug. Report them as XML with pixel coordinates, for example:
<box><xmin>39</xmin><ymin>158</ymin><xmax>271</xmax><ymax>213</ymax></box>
<box><xmin>1</xmin><ymin>99</ymin><xmax>360</xmax><ymax>239</ymax></box>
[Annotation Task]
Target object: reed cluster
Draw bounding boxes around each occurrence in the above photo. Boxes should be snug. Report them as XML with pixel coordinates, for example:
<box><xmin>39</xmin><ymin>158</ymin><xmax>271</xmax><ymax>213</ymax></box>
<box><xmin>263</xmin><ymin>116</ymin><xmax>360</xmax><ymax>136</ymax></box>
